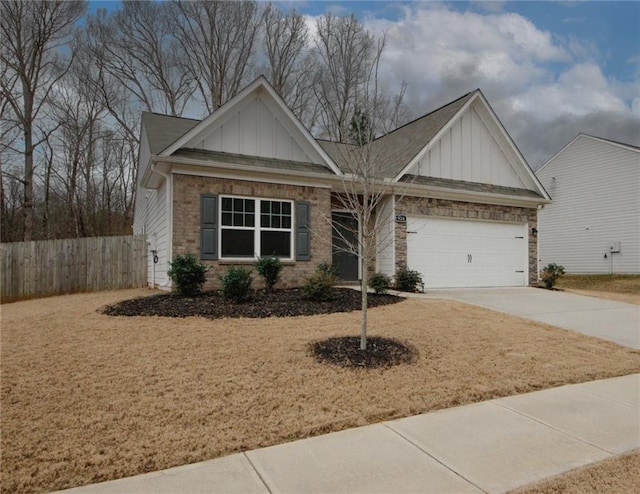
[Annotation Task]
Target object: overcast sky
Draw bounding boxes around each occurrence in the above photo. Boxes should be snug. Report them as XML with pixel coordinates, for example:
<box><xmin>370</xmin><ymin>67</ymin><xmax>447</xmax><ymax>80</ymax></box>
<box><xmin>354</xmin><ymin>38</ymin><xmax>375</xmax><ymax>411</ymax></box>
<box><xmin>294</xmin><ymin>0</ymin><xmax>640</xmax><ymax>168</ymax></box>
<box><xmin>91</xmin><ymin>0</ymin><xmax>639</xmax><ymax>168</ymax></box>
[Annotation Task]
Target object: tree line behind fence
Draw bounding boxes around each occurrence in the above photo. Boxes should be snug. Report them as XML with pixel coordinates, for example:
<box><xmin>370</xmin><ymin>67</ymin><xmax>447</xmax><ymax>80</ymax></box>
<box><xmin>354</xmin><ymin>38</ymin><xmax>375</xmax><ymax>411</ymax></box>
<box><xmin>0</xmin><ymin>235</ymin><xmax>147</xmax><ymax>303</ymax></box>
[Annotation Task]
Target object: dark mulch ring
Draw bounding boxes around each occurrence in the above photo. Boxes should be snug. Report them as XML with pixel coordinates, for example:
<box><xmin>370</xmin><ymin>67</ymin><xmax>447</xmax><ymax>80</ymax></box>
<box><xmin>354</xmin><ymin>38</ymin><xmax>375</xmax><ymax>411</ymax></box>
<box><xmin>311</xmin><ymin>336</ymin><xmax>417</xmax><ymax>368</ymax></box>
<box><xmin>101</xmin><ymin>288</ymin><xmax>404</xmax><ymax>319</ymax></box>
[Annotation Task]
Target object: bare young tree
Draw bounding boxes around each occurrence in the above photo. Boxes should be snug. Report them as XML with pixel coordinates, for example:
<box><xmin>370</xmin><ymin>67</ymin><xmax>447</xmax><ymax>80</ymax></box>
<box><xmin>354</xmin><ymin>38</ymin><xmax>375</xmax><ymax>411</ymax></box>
<box><xmin>326</xmin><ymin>42</ymin><xmax>412</xmax><ymax>350</ymax></box>
<box><xmin>0</xmin><ymin>0</ymin><xmax>86</xmax><ymax>240</ymax></box>
<box><xmin>173</xmin><ymin>0</ymin><xmax>261</xmax><ymax>113</ymax></box>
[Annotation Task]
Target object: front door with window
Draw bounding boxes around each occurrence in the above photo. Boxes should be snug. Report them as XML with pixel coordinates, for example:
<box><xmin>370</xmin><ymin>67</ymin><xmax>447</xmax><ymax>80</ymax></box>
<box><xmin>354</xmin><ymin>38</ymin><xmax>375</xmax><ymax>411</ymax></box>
<box><xmin>332</xmin><ymin>212</ymin><xmax>359</xmax><ymax>281</ymax></box>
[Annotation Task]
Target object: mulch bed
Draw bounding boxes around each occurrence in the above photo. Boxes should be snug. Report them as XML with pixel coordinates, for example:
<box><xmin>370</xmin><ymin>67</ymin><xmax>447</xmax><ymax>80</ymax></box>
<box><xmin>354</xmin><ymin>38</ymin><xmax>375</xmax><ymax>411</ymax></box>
<box><xmin>311</xmin><ymin>336</ymin><xmax>417</xmax><ymax>368</ymax></box>
<box><xmin>101</xmin><ymin>288</ymin><xmax>404</xmax><ymax>319</ymax></box>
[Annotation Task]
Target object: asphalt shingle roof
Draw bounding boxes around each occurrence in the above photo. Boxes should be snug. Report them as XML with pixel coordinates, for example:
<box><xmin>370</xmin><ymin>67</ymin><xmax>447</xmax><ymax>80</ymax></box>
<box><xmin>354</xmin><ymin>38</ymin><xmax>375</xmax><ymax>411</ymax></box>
<box><xmin>369</xmin><ymin>91</ymin><xmax>476</xmax><ymax>178</ymax></box>
<box><xmin>142</xmin><ymin>112</ymin><xmax>199</xmax><ymax>155</ymax></box>
<box><xmin>401</xmin><ymin>174</ymin><xmax>544</xmax><ymax>199</ymax></box>
<box><xmin>172</xmin><ymin>148</ymin><xmax>333</xmax><ymax>175</ymax></box>
<box><xmin>140</xmin><ymin>89</ymin><xmax>541</xmax><ymax>200</ymax></box>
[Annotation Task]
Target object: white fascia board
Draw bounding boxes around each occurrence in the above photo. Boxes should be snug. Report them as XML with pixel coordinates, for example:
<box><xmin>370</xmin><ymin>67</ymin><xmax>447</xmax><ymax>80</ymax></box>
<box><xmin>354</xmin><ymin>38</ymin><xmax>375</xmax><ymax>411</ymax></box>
<box><xmin>535</xmin><ymin>134</ymin><xmax>583</xmax><ymax>175</ymax></box>
<box><xmin>474</xmin><ymin>91</ymin><xmax>551</xmax><ymax>200</ymax></box>
<box><xmin>259</xmin><ymin>81</ymin><xmax>343</xmax><ymax>176</ymax></box>
<box><xmin>392</xmin><ymin>92</ymin><xmax>478</xmax><ymax>183</ymax></box>
<box><xmin>537</xmin><ymin>133</ymin><xmax>640</xmax><ymax>176</ymax></box>
<box><xmin>158</xmin><ymin>75</ymin><xmax>343</xmax><ymax>177</ymax></box>
<box><xmin>394</xmin><ymin>181</ymin><xmax>551</xmax><ymax>208</ymax></box>
<box><xmin>582</xmin><ymin>134</ymin><xmax>640</xmax><ymax>153</ymax></box>
<box><xmin>158</xmin><ymin>77</ymin><xmax>266</xmax><ymax>157</ymax></box>
<box><xmin>153</xmin><ymin>156</ymin><xmax>334</xmax><ymax>189</ymax></box>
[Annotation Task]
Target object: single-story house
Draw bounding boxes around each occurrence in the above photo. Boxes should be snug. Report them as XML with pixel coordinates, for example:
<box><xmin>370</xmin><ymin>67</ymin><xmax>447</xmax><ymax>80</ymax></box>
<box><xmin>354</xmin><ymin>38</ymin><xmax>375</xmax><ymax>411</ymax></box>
<box><xmin>133</xmin><ymin>76</ymin><xmax>550</xmax><ymax>290</ymax></box>
<box><xmin>536</xmin><ymin>134</ymin><xmax>640</xmax><ymax>274</ymax></box>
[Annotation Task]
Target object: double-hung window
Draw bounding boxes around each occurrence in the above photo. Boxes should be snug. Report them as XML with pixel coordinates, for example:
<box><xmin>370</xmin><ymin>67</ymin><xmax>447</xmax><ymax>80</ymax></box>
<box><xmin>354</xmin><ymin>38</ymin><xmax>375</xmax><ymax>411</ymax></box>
<box><xmin>220</xmin><ymin>196</ymin><xmax>293</xmax><ymax>259</ymax></box>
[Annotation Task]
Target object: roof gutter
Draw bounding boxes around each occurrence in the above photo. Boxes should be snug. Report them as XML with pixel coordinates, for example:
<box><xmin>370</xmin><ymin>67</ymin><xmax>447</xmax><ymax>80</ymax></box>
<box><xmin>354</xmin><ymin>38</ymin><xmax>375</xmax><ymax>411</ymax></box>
<box><xmin>147</xmin><ymin>155</ymin><xmax>551</xmax><ymax>208</ymax></box>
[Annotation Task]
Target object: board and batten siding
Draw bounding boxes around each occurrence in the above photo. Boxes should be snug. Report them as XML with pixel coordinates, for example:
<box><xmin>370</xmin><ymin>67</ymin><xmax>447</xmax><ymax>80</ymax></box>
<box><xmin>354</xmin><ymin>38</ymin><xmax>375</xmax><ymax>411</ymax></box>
<box><xmin>413</xmin><ymin>106</ymin><xmax>525</xmax><ymax>189</ymax></box>
<box><xmin>536</xmin><ymin>135</ymin><xmax>640</xmax><ymax>274</ymax></box>
<box><xmin>375</xmin><ymin>196</ymin><xmax>395</xmax><ymax>276</ymax></box>
<box><xmin>193</xmin><ymin>94</ymin><xmax>318</xmax><ymax>165</ymax></box>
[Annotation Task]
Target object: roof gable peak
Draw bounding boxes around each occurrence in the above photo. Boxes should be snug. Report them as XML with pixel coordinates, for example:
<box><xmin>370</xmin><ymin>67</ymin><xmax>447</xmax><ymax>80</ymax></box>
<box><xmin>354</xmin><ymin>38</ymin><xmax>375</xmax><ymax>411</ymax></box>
<box><xmin>158</xmin><ymin>75</ymin><xmax>342</xmax><ymax>175</ymax></box>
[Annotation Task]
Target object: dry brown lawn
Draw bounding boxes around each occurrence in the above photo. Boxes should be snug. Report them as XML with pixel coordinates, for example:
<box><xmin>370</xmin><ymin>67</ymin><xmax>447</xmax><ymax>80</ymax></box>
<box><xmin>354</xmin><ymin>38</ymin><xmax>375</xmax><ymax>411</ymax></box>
<box><xmin>512</xmin><ymin>450</ymin><xmax>640</xmax><ymax>494</ymax></box>
<box><xmin>2</xmin><ymin>289</ymin><xmax>640</xmax><ymax>494</ymax></box>
<box><xmin>557</xmin><ymin>274</ymin><xmax>640</xmax><ymax>305</ymax></box>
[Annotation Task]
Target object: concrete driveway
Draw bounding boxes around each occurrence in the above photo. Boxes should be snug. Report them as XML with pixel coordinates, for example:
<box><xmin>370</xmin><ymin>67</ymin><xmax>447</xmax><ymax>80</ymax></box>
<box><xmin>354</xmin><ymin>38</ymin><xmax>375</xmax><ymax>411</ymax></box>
<box><xmin>421</xmin><ymin>287</ymin><xmax>640</xmax><ymax>349</ymax></box>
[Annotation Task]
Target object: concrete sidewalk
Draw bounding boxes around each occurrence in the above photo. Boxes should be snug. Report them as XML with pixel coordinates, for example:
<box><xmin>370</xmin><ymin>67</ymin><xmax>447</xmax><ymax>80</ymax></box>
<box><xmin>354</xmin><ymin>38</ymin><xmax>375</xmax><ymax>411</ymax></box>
<box><xmin>418</xmin><ymin>287</ymin><xmax>640</xmax><ymax>349</ymax></box>
<box><xmin>56</xmin><ymin>374</ymin><xmax>639</xmax><ymax>494</ymax></box>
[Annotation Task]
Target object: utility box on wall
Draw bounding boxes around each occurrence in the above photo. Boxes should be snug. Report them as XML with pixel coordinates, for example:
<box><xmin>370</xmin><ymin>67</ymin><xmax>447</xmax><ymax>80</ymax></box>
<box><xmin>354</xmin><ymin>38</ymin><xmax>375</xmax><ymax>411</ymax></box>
<box><xmin>608</xmin><ymin>241</ymin><xmax>621</xmax><ymax>253</ymax></box>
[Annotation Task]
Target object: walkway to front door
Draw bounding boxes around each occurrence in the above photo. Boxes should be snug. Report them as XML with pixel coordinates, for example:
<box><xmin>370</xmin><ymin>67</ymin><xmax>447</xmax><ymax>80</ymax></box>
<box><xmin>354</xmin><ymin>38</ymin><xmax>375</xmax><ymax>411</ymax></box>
<box><xmin>331</xmin><ymin>212</ymin><xmax>359</xmax><ymax>281</ymax></box>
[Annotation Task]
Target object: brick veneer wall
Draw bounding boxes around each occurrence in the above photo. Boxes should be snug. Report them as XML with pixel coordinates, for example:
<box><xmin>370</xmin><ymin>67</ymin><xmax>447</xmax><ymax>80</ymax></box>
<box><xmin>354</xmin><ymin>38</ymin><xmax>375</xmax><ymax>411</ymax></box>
<box><xmin>172</xmin><ymin>174</ymin><xmax>332</xmax><ymax>289</ymax></box>
<box><xmin>395</xmin><ymin>196</ymin><xmax>539</xmax><ymax>285</ymax></box>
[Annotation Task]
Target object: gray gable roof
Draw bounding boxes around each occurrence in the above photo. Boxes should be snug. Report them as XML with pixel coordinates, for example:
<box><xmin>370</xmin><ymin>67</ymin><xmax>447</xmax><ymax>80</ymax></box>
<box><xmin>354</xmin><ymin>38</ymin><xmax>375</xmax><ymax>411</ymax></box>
<box><xmin>142</xmin><ymin>91</ymin><xmax>476</xmax><ymax>178</ymax></box>
<box><xmin>141</xmin><ymin>112</ymin><xmax>199</xmax><ymax>155</ymax></box>
<box><xmin>317</xmin><ymin>91</ymin><xmax>476</xmax><ymax>177</ymax></box>
<box><xmin>370</xmin><ymin>91</ymin><xmax>476</xmax><ymax>178</ymax></box>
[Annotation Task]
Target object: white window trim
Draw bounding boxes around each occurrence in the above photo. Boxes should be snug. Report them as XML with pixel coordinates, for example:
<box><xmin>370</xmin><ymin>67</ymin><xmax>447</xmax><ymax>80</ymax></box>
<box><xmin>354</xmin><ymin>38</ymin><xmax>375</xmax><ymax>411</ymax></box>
<box><xmin>219</xmin><ymin>194</ymin><xmax>294</xmax><ymax>261</ymax></box>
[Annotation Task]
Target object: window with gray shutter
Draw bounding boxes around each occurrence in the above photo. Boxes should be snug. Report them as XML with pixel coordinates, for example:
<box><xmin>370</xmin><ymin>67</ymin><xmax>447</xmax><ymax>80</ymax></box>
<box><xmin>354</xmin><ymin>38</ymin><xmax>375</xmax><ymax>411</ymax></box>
<box><xmin>201</xmin><ymin>194</ymin><xmax>218</xmax><ymax>260</ymax></box>
<box><xmin>295</xmin><ymin>200</ymin><xmax>311</xmax><ymax>261</ymax></box>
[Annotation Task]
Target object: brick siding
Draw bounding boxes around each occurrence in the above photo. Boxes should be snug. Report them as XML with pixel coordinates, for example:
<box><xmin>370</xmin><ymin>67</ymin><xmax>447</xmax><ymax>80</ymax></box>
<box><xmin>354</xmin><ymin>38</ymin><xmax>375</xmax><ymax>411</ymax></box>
<box><xmin>172</xmin><ymin>174</ymin><xmax>332</xmax><ymax>289</ymax></box>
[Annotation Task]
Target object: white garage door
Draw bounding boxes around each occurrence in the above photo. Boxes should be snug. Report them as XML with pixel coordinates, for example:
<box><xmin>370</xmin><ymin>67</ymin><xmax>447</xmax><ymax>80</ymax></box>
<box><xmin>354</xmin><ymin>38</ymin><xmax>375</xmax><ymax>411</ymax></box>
<box><xmin>407</xmin><ymin>216</ymin><xmax>528</xmax><ymax>288</ymax></box>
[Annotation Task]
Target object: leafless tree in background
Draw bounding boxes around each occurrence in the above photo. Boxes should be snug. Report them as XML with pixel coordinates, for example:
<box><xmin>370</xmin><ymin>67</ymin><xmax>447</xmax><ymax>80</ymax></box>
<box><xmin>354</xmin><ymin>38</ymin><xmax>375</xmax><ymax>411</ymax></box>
<box><xmin>0</xmin><ymin>0</ymin><xmax>86</xmax><ymax>240</ymax></box>
<box><xmin>173</xmin><ymin>0</ymin><xmax>261</xmax><ymax>113</ymax></box>
<box><xmin>313</xmin><ymin>13</ymin><xmax>380</xmax><ymax>141</ymax></box>
<box><xmin>0</xmin><ymin>1</ymin><xmax>413</xmax><ymax>243</ymax></box>
<box><xmin>85</xmin><ymin>1</ymin><xmax>193</xmax><ymax>117</ymax></box>
<box><xmin>262</xmin><ymin>4</ymin><xmax>318</xmax><ymax>128</ymax></box>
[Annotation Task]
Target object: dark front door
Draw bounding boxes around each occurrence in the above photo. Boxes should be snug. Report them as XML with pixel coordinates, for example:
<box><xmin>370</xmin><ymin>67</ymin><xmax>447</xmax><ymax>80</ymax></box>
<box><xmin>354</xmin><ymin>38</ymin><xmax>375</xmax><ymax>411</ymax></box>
<box><xmin>332</xmin><ymin>212</ymin><xmax>359</xmax><ymax>281</ymax></box>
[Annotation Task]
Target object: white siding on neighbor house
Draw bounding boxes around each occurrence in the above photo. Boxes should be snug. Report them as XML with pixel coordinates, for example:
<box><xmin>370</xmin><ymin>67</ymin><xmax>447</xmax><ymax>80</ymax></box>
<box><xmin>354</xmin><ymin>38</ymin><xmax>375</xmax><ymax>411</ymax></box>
<box><xmin>194</xmin><ymin>95</ymin><xmax>315</xmax><ymax>164</ymax></box>
<box><xmin>414</xmin><ymin>106</ymin><xmax>526</xmax><ymax>189</ymax></box>
<box><xmin>375</xmin><ymin>196</ymin><xmax>395</xmax><ymax>276</ymax></box>
<box><xmin>537</xmin><ymin>136</ymin><xmax>640</xmax><ymax>274</ymax></box>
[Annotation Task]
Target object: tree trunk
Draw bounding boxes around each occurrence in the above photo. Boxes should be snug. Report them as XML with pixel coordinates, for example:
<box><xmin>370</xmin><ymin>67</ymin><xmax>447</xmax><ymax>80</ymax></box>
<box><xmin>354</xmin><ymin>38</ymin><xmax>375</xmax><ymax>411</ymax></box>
<box><xmin>22</xmin><ymin>121</ymin><xmax>34</xmax><ymax>241</ymax></box>
<box><xmin>360</xmin><ymin>263</ymin><xmax>368</xmax><ymax>350</ymax></box>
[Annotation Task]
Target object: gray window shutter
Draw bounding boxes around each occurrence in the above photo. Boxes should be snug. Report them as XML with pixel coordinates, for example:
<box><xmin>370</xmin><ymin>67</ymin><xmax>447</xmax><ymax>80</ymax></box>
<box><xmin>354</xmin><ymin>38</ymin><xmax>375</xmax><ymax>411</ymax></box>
<box><xmin>296</xmin><ymin>200</ymin><xmax>311</xmax><ymax>261</ymax></box>
<box><xmin>201</xmin><ymin>194</ymin><xmax>218</xmax><ymax>260</ymax></box>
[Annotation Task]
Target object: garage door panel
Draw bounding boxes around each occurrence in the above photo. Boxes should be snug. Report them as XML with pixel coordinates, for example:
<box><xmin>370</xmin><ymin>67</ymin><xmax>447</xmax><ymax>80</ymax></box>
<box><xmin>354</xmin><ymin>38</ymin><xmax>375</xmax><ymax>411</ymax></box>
<box><xmin>406</xmin><ymin>216</ymin><xmax>527</xmax><ymax>289</ymax></box>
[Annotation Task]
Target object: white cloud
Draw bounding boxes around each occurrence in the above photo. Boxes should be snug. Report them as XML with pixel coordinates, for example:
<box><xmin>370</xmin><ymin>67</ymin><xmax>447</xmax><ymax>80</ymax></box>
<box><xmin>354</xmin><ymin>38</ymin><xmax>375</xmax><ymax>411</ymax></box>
<box><xmin>359</xmin><ymin>3</ymin><xmax>639</xmax><ymax>164</ymax></box>
<box><xmin>511</xmin><ymin>63</ymin><xmax>629</xmax><ymax>120</ymax></box>
<box><xmin>301</xmin><ymin>3</ymin><xmax>640</xmax><ymax>164</ymax></box>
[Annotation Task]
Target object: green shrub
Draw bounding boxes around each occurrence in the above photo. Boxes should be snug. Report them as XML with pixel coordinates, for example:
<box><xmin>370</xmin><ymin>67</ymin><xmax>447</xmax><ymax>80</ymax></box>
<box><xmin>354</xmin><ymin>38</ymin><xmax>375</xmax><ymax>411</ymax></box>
<box><xmin>221</xmin><ymin>266</ymin><xmax>253</xmax><ymax>303</ymax></box>
<box><xmin>255</xmin><ymin>256</ymin><xmax>283</xmax><ymax>292</ymax></box>
<box><xmin>369</xmin><ymin>272</ymin><xmax>391</xmax><ymax>294</ymax></box>
<box><xmin>541</xmin><ymin>263</ymin><xmax>565</xmax><ymax>289</ymax></box>
<box><xmin>394</xmin><ymin>267</ymin><xmax>424</xmax><ymax>293</ymax></box>
<box><xmin>304</xmin><ymin>262</ymin><xmax>338</xmax><ymax>301</ymax></box>
<box><xmin>167</xmin><ymin>254</ymin><xmax>208</xmax><ymax>296</ymax></box>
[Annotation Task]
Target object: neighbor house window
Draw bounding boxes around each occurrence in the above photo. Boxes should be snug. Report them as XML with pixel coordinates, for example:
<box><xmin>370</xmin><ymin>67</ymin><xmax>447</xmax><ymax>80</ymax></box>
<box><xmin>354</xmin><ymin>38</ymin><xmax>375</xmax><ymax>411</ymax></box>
<box><xmin>220</xmin><ymin>196</ymin><xmax>293</xmax><ymax>259</ymax></box>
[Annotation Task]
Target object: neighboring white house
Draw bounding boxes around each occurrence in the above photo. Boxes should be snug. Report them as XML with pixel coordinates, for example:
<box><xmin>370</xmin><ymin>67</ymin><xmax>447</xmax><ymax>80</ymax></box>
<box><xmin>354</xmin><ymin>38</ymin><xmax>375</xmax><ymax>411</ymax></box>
<box><xmin>536</xmin><ymin>134</ymin><xmax>640</xmax><ymax>274</ymax></box>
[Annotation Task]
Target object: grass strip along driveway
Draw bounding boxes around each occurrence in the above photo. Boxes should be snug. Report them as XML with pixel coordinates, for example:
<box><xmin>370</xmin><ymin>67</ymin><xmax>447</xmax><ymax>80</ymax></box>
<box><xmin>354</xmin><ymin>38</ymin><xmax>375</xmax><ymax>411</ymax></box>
<box><xmin>2</xmin><ymin>289</ymin><xmax>640</xmax><ymax>493</ymax></box>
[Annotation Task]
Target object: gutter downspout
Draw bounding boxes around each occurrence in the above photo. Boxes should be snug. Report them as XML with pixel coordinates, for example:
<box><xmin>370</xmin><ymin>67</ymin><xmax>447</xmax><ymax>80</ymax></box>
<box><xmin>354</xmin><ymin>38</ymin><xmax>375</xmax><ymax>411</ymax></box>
<box><xmin>152</xmin><ymin>162</ymin><xmax>173</xmax><ymax>290</ymax></box>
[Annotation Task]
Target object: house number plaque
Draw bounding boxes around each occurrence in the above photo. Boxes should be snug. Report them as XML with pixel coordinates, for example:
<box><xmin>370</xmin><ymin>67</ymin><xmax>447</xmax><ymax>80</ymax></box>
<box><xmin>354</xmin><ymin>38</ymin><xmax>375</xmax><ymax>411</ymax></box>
<box><xmin>395</xmin><ymin>214</ymin><xmax>407</xmax><ymax>223</ymax></box>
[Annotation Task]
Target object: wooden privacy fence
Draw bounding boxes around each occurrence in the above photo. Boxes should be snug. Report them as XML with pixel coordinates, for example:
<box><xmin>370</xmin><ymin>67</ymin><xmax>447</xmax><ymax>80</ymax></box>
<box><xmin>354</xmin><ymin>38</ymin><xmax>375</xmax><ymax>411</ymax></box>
<box><xmin>1</xmin><ymin>235</ymin><xmax>147</xmax><ymax>303</ymax></box>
